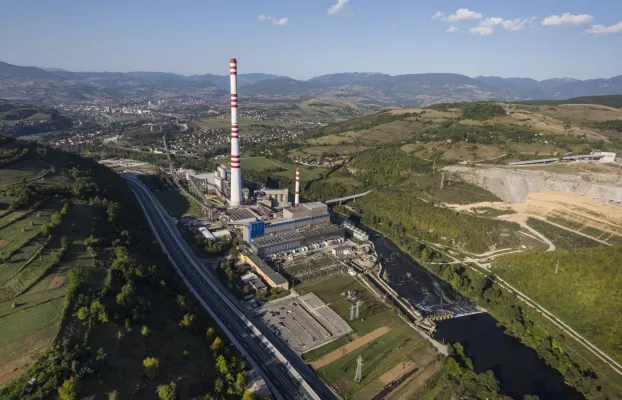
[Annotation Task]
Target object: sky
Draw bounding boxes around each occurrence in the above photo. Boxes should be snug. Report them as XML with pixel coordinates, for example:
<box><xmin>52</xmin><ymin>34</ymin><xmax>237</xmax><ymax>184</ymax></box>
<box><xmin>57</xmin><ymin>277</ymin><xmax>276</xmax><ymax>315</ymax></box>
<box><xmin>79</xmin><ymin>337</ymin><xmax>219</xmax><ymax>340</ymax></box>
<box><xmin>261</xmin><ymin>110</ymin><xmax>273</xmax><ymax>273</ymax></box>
<box><xmin>1</xmin><ymin>0</ymin><xmax>621</xmax><ymax>80</ymax></box>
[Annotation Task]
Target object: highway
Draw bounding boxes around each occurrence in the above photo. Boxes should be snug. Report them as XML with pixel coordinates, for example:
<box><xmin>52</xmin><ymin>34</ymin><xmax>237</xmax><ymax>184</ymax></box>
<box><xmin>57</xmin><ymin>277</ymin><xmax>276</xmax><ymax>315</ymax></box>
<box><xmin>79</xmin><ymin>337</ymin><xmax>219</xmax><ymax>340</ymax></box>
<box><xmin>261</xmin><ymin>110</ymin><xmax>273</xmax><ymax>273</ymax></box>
<box><xmin>123</xmin><ymin>174</ymin><xmax>332</xmax><ymax>400</ymax></box>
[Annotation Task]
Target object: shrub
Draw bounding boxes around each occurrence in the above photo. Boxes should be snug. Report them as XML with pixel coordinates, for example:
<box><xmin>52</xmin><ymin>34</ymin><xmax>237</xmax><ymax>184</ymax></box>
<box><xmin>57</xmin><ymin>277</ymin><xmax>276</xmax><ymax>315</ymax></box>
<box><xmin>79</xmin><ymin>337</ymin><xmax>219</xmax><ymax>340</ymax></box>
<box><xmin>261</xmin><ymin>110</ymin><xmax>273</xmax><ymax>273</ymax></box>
<box><xmin>143</xmin><ymin>357</ymin><xmax>160</xmax><ymax>379</ymax></box>
<box><xmin>58</xmin><ymin>377</ymin><xmax>80</xmax><ymax>400</ymax></box>
<box><xmin>156</xmin><ymin>382</ymin><xmax>177</xmax><ymax>400</ymax></box>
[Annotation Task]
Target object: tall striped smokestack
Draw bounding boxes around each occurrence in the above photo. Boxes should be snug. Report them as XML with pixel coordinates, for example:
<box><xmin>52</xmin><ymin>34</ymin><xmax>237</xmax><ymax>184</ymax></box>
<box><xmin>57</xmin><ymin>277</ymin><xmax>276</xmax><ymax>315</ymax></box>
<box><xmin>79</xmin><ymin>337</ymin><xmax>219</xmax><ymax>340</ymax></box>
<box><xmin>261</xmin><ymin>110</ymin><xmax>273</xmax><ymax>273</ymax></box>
<box><xmin>295</xmin><ymin>168</ymin><xmax>300</xmax><ymax>206</ymax></box>
<box><xmin>229</xmin><ymin>58</ymin><xmax>242</xmax><ymax>207</ymax></box>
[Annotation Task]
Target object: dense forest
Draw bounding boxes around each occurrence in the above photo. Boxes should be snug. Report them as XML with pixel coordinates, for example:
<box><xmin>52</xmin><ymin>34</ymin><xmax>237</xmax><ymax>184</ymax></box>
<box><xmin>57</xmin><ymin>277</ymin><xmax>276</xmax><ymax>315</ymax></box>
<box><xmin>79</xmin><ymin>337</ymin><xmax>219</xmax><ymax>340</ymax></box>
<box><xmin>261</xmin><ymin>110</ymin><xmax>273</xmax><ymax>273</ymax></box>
<box><xmin>356</xmin><ymin>191</ymin><xmax>518</xmax><ymax>254</ymax></box>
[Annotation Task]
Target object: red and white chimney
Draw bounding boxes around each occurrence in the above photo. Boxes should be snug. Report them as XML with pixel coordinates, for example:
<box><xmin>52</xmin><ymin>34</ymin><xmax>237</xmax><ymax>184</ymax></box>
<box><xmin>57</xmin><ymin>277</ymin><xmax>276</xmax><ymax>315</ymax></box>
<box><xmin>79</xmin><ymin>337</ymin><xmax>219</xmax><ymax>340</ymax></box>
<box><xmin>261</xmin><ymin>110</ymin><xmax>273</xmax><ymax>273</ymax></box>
<box><xmin>295</xmin><ymin>168</ymin><xmax>300</xmax><ymax>206</ymax></box>
<box><xmin>229</xmin><ymin>58</ymin><xmax>242</xmax><ymax>207</ymax></box>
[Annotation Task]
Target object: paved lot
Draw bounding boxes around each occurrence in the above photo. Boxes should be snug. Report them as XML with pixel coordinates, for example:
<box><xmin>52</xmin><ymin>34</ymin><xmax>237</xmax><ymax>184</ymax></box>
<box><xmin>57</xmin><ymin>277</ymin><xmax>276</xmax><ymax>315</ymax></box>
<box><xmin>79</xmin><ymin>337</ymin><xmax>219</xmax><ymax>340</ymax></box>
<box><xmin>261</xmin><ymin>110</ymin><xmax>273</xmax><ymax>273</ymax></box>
<box><xmin>259</xmin><ymin>293</ymin><xmax>352</xmax><ymax>354</ymax></box>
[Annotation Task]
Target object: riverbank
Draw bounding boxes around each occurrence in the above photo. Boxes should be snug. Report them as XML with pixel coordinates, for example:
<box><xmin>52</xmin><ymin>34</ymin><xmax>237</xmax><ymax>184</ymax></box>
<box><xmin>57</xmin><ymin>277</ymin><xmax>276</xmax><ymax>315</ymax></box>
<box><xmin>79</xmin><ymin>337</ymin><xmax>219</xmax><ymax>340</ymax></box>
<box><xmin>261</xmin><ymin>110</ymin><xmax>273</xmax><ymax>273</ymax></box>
<box><xmin>361</xmin><ymin>218</ymin><xmax>613</xmax><ymax>399</ymax></box>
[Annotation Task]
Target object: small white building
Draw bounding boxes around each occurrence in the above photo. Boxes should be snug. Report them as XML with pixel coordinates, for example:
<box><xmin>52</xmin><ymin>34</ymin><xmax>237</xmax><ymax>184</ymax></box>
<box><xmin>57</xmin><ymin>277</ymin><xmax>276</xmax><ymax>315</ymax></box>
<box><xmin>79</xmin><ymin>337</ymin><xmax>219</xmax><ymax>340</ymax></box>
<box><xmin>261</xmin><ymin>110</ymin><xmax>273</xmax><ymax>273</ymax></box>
<box><xmin>198</xmin><ymin>227</ymin><xmax>217</xmax><ymax>241</ymax></box>
<box><xmin>594</xmin><ymin>152</ymin><xmax>616</xmax><ymax>163</ymax></box>
<box><xmin>212</xmin><ymin>229</ymin><xmax>232</xmax><ymax>241</ymax></box>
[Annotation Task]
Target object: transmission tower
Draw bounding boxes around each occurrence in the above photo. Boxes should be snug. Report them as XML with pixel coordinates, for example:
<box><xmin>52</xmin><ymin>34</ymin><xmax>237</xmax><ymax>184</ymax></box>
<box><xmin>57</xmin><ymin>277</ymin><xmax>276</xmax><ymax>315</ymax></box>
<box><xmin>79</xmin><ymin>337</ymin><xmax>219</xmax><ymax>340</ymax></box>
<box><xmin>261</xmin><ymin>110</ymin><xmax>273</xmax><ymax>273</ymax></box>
<box><xmin>354</xmin><ymin>355</ymin><xmax>363</xmax><ymax>382</ymax></box>
<box><xmin>440</xmin><ymin>172</ymin><xmax>445</xmax><ymax>189</ymax></box>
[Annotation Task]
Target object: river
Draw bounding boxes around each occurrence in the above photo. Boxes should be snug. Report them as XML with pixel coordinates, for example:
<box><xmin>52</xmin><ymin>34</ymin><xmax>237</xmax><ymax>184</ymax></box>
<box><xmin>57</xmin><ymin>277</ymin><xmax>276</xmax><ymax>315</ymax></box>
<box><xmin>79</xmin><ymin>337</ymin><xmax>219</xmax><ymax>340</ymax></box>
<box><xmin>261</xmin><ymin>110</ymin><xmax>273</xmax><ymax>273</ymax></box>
<box><xmin>369</xmin><ymin>231</ymin><xmax>583</xmax><ymax>399</ymax></box>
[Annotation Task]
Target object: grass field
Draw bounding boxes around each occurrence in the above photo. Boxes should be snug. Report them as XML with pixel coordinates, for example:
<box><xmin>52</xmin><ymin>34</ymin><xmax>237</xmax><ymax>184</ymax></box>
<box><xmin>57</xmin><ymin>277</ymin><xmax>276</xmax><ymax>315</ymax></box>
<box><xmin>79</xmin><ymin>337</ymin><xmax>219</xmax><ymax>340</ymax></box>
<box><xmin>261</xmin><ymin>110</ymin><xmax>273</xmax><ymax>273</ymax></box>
<box><xmin>0</xmin><ymin>204</ymin><xmax>58</xmax><ymax>261</ymax></box>
<box><xmin>493</xmin><ymin>246</ymin><xmax>622</xmax><ymax>364</ymax></box>
<box><xmin>526</xmin><ymin>218</ymin><xmax>605</xmax><ymax>249</ymax></box>
<box><xmin>154</xmin><ymin>189</ymin><xmax>204</xmax><ymax>219</ymax></box>
<box><xmin>241</xmin><ymin>156</ymin><xmax>327</xmax><ymax>180</ymax></box>
<box><xmin>0</xmin><ymin>204</ymin><xmax>95</xmax><ymax>385</ymax></box>
<box><xmin>0</xmin><ymin>157</ymin><xmax>51</xmax><ymax>187</ymax></box>
<box><xmin>295</xmin><ymin>274</ymin><xmax>436</xmax><ymax>399</ymax></box>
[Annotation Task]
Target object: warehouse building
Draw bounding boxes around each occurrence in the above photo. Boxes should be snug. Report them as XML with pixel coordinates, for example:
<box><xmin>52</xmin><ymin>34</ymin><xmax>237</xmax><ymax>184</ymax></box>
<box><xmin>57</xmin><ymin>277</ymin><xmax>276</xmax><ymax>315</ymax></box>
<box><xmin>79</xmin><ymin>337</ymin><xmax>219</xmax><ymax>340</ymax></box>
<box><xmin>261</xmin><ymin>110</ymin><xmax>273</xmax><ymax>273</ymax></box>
<box><xmin>250</xmin><ymin>224</ymin><xmax>345</xmax><ymax>257</ymax></box>
<box><xmin>239</xmin><ymin>252</ymin><xmax>289</xmax><ymax>290</ymax></box>
<box><xmin>243</xmin><ymin>202</ymin><xmax>330</xmax><ymax>243</ymax></box>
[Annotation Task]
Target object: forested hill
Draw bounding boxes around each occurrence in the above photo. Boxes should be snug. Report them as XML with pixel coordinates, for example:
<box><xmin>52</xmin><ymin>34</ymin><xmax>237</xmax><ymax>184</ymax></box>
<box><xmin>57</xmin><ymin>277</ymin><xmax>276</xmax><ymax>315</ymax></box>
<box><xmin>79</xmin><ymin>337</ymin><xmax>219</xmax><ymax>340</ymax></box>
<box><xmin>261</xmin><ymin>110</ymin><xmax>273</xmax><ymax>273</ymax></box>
<box><xmin>0</xmin><ymin>136</ymin><xmax>251</xmax><ymax>399</ymax></box>
<box><xmin>0</xmin><ymin>100</ymin><xmax>72</xmax><ymax>136</ymax></box>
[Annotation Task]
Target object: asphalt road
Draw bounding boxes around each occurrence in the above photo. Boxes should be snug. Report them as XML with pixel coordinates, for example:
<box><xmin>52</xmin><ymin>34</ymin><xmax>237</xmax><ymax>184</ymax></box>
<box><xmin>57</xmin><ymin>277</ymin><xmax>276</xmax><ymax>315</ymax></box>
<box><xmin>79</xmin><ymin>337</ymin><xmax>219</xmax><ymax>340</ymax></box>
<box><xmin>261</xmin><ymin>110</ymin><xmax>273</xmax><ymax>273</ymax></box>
<box><xmin>123</xmin><ymin>175</ymin><xmax>334</xmax><ymax>400</ymax></box>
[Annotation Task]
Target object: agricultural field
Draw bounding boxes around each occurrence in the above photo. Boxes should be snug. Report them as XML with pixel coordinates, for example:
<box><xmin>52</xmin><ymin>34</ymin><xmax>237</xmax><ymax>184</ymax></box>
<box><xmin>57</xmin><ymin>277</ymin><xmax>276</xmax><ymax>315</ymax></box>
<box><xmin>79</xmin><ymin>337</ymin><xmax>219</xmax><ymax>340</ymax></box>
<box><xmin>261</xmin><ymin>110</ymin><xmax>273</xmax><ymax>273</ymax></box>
<box><xmin>0</xmin><ymin>202</ymin><xmax>95</xmax><ymax>386</ymax></box>
<box><xmin>289</xmin><ymin>144</ymin><xmax>369</xmax><ymax>162</ymax></box>
<box><xmin>0</xmin><ymin>156</ymin><xmax>51</xmax><ymax>187</ymax></box>
<box><xmin>402</xmin><ymin>141</ymin><xmax>505</xmax><ymax>163</ymax></box>
<box><xmin>0</xmin><ymin>204</ymin><xmax>60</xmax><ymax>264</ymax></box>
<box><xmin>302</xmin><ymin>100</ymin><xmax>622</xmax><ymax>167</ymax></box>
<box><xmin>296</xmin><ymin>274</ymin><xmax>437</xmax><ymax>399</ymax></box>
<box><xmin>240</xmin><ymin>156</ymin><xmax>327</xmax><ymax>180</ymax></box>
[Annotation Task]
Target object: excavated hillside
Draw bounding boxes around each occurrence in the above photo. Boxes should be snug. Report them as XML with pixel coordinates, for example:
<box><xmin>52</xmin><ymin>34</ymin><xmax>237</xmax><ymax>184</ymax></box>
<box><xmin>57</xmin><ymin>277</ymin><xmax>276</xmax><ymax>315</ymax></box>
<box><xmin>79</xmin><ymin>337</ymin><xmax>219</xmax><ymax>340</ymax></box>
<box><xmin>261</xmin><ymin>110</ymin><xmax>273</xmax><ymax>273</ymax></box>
<box><xmin>445</xmin><ymin>165</ymin><xmax>622</xmax><ymax>204</ymax></box>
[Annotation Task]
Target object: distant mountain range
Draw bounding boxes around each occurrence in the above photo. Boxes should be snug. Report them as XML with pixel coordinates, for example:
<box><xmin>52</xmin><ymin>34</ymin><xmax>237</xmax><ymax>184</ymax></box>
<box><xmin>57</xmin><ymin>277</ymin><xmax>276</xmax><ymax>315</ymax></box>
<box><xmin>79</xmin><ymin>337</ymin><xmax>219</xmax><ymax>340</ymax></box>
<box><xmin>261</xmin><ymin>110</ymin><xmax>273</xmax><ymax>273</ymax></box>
<box><xmin>1</xmin><ymin>61</ymin><xmax>621</xmax><ymax>106</ymax></box>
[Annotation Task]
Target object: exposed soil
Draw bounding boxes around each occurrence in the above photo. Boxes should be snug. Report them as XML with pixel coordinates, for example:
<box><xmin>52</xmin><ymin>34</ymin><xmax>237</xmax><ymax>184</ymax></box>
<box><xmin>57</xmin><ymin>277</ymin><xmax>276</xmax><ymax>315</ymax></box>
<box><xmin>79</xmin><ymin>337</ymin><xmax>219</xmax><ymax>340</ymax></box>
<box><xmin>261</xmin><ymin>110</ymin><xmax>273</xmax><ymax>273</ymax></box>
<box><xmin>309</xmin><ymin>326</ymin><xmax>392</xmax><ymax>369</ymax></box>
<box><xmin>379</xmin><ymin>361</ymin><xmax>416</xmax><ymax>385</ymax></box>
<box><xmin>385</xmin><ymin>362</ymin><xmax>441</xmax><ymax>400</ymax></box>
<box><xmin>47</xmin><ymin>274</ymin><xmax>66</xmax><ymax>290</ymax></box>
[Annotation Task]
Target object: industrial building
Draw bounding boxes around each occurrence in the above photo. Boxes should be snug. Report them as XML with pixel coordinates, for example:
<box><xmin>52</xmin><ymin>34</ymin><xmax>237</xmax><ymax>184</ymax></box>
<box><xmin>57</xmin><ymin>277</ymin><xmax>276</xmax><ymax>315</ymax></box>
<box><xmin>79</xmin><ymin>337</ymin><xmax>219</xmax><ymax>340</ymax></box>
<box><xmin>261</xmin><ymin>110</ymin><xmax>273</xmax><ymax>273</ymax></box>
<box><xmin>239</xmin><ymin>252</ymin><xmax>289</xmax><ymax>290</ymax></box>
<box><xmin>256</xmin><ymin>188</ymin><xmax>290</xmax><ymax>209</ymax></box>
<box><xmin>344</xmin><ymin>221</ymin><xmax>369</xmax><ymax>242</ymax></box>
<box><xmin>250</xmin><ymin>224</ymin><xmax>345</xmax><ymax>257</ymax></box>
<box><xmin>242</xmin><ymin>202</ymin><xmax>330</xmax><ymax>243</ymax></box>
<box><xmin>241</xmin><ymin>272</ymin><xmax>267</xmax><ymax>294</ymax></box>
<box><xmin>227</xmin><ymin>208</ymin><xmax>260</xmax><ymax>225</ymax></box>
<box><xmin>562</xmin><ymin>152</ymin><xmax>616</xmax><ymax>163</ymax></box>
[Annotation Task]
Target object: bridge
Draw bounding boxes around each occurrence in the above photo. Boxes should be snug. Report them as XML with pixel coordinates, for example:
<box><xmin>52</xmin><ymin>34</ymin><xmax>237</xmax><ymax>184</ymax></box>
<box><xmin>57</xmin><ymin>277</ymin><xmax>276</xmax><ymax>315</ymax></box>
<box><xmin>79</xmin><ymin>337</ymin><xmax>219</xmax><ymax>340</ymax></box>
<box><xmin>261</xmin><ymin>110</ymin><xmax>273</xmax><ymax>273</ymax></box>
<box><xmin>325</xmin><ymin>191</ymin><xmax>372</xmax><ymax>205</ymax></box>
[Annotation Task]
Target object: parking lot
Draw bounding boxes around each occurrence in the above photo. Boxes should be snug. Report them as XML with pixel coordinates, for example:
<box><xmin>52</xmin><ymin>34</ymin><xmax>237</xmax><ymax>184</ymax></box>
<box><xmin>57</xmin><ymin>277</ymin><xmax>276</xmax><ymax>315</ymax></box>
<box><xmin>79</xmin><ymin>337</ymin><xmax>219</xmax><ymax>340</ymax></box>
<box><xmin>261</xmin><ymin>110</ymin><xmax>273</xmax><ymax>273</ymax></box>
<box><xmin>258</xmin><ymin>293</ymin><xmax>352</xmax><ymax>353</ymax></box>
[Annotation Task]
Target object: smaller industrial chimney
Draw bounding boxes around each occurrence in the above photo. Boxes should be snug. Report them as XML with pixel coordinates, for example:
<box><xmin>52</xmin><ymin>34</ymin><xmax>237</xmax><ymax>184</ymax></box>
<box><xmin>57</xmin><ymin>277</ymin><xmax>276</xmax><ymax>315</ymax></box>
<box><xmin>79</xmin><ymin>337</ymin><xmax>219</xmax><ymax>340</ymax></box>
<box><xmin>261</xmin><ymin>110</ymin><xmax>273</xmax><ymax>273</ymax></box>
<box><xmin>295</xmin><ymin>168</ymin><xmax>300</xmax><ymax>206</ymax></box>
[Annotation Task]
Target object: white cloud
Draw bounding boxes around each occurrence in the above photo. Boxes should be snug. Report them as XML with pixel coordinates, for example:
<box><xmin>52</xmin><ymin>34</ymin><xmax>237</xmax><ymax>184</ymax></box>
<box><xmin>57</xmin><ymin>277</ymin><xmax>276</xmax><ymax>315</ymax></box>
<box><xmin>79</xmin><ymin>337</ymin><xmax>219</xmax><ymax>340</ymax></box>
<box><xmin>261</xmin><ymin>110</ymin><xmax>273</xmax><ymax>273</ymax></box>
<box><xmin>585</xmin><ymin>22</ymin><xmax>622</xmax><ymax>35</ymax></box>
<box><xmin>258</xmin><ymin>15</ymin><xmax>288</xmax><ymax>25</ymax></box>
<box><xmin>541</xmin><ymin>13</ymin><xmax>593</xmax><ymax>26</ymax></box>
<box><xmin>481</xmin><ymin>17</ymin><xmax>529</xmax><ymax>31</ymax></box>
<box><xmin>470</xmin><ymin>26</ymin><xmax>494</xmax><ymax>36</ymax></box>
<box><xmin>443</xmin><ymin>8</ymin><xmax>483</xmax><ymax>22</ymax></box>
<box><xmin>432</xmin><ymin>11</ymin><xmax>444</xmax><ymax>20</ymax></box>
<box><xmin>446</xmin><ymin>26</ymin><xmax>458</xmax><ymax>33</ymax></box>
<box><xmin>328</xmin><ymin>0</ymin><xmax>349</xmax><ymax>15</ymax></box>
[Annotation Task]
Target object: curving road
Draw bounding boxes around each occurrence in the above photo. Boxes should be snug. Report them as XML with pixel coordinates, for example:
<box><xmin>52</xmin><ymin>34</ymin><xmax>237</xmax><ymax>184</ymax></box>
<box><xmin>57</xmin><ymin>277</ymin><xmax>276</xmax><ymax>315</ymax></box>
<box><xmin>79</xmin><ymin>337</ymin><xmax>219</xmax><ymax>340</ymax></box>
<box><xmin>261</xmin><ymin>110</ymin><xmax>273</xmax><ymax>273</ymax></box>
<box><xmin>123</xmin><ymin>174</ymin><xmax>332</xmax><ymax>400</ymax></box>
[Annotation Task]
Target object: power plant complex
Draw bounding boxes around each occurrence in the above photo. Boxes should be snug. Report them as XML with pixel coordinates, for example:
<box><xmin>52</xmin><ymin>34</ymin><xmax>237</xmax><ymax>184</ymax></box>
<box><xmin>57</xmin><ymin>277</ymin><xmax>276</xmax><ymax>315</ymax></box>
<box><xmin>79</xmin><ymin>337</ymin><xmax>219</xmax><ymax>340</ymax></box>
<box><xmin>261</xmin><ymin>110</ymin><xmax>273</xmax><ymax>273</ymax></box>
<box><xmin>176</xmin><ymin>58</ymin><xmax>372</xmax><ymax>292</ymax></box>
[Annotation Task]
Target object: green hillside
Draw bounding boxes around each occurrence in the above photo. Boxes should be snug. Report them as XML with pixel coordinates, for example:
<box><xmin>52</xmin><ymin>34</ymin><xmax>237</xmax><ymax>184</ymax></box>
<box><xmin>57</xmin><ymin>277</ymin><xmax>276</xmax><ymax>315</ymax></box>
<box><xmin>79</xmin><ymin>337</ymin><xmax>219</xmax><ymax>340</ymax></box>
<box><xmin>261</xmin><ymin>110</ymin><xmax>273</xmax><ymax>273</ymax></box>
<box><xmin>493</xmin><ymin>247</ymin><xmax>622</xmax><ymax>364</ymax></box>
<box><xmin>0</xmin><ymin>136</ymin><xmax>250</xmax><ymax>399</ymax></box>
<box><xmin>0</xmin><ymin>100</ymin><xmax>72</xmax><ymax>136</ymax></box>
<box><xmin>288</xmin><ymin>96</ymin><xmax>622</xmax><ymax>164</ymax></box>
